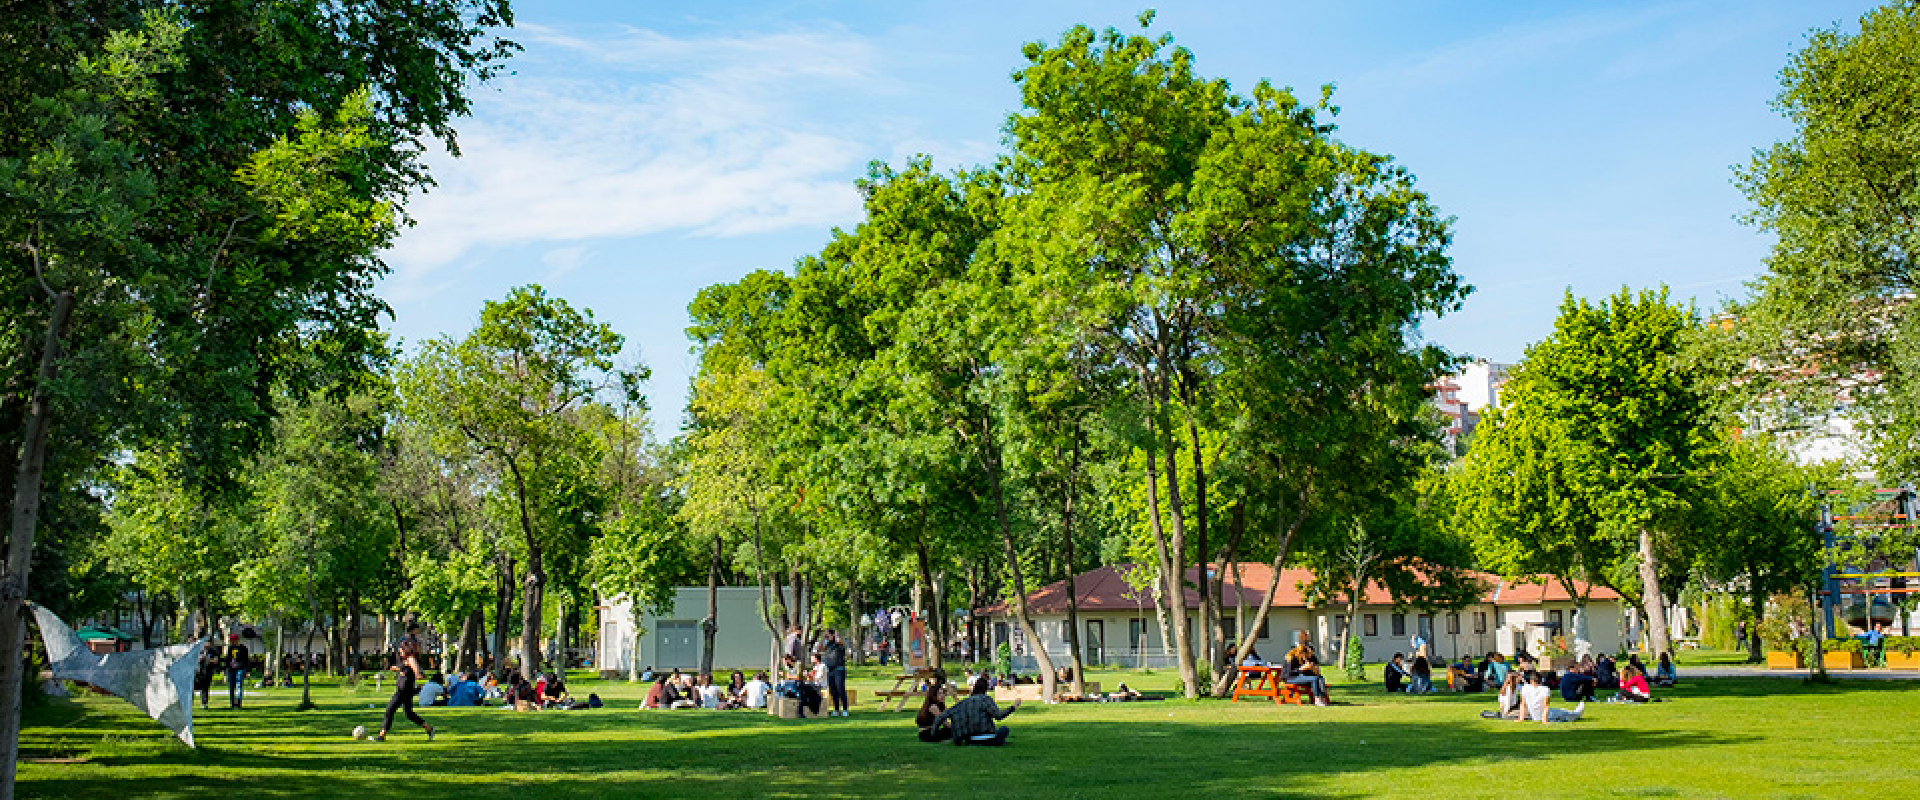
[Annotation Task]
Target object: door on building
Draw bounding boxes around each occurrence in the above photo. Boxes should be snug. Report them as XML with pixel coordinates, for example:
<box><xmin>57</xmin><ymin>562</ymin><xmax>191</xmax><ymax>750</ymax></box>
<box><xmin>1085</xmin><ymin>620</ymin><xmax>1105</xmax><ymax>666</ymax></box>
<box><xmin>656</xmin><ymin>620</ymin><xmax>699</xmax><ymax>669</ymax></box>
<box><xmin>992</xmin><ymin>622</ymin><xmax>1009</xmax><ymax>657</ymax></box>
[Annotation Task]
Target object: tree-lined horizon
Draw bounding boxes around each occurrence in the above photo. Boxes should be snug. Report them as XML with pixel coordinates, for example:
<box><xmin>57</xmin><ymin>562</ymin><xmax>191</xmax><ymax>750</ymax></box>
<box><xmin>7</xmin><ymin>5</ymin><xmax>1917</xmax><ymax>798</ymax></box>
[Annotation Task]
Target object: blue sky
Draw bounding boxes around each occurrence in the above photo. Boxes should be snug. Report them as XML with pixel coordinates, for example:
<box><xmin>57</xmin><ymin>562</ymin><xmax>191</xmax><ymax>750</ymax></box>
<box><xmin>377</xmin><ymin>0</ymin><xmax>1881</xmax><ymax>433</ymax></box>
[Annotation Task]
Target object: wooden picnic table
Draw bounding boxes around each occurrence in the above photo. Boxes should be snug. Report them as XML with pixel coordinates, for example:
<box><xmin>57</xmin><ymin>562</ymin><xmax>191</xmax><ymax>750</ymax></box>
<box><xmin>874</xmin><ymin>668</ymin><xmax>956</xmax><ymax>711</ymax></box>
<box><xmin>1229</xmin><ymin>664</ymin><xmax>1305</xmax><ymax>705</ymax></box>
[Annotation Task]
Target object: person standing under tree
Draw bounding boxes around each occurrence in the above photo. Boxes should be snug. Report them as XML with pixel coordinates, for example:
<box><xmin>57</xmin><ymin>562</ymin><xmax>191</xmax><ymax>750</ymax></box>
<box><xmin>223</xmin><ymin>633</ymin><xmax>251</xmax><ymax>709</ymax></box>
<box><xmin>377</xmin><ymin>637</ymin><xmax>435</xmax><ymax>742</ymax></box>
<box><xmin>815</xmin><ymin>629</ymin><xmax>850</xmax><ymax>717</ymax></box>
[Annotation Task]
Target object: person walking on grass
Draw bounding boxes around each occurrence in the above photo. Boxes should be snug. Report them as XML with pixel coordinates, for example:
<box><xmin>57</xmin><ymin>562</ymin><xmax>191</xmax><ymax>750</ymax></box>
<box><xmin>377</xmin><ymin>637</ymin><xmax>435</xmax><ymax>742</ymax></box>
<box><xmin>223</xmin><ymin>633</ymin><xmax>251</xmax><ymax>709</ymax></box>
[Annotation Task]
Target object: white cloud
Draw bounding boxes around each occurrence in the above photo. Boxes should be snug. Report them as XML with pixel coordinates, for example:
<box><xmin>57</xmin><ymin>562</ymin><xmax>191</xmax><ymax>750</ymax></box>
<box><xmin>1353</xmin><ymin>4</ymin><xmax>1687</xmax><ymax>90</ymax></box>
<box><xmin>382</xmin><ymin>22</ymin><xmax>892</xmax><ymax>296</ymax></box>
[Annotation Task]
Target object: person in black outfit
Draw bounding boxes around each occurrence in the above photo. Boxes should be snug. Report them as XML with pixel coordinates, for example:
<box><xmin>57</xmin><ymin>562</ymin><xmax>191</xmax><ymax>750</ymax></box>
<box><xmin>378</xmin><ymin>637</ymin><xmax>435</xmax><ymax>741</ymax></box>
<box><xmin>223</xmin><ymin>634</ymin><xmax>251</xmax><ymax>709</ymax></box>
<box><xmin>815</xmin><ymin>629</ymin><xmax>851</xmax><ymax>717</ymax></box>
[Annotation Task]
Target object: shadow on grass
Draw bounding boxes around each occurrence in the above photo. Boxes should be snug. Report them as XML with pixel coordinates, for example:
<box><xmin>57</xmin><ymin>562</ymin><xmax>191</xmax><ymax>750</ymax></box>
<box><xmin>20</xmin><ymin>688</ymin><xmax>1757</xmax><ymax>800</ymax></box>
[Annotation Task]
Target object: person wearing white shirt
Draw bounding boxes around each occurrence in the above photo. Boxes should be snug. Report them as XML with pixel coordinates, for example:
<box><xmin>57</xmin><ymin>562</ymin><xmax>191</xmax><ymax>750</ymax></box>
<box><xmin>416</xmin><ymin>674</ymin><xmax>445</xmax><ymax>707</ymax></box>
<box><xmin>1517</xmin><ymin>671</ymin><xmax>1583</xmax><ymax>724</ymax></box>
<box><xmin>744</xmin><ymin>672</ymin><xmax>771</xmax><ymax>708</ymax></box>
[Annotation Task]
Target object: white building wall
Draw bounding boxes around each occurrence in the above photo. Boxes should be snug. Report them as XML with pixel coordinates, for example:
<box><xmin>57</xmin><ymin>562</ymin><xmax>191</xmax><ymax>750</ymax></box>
<box><xmin>598</xmin><ymin>586</ymin><xmax>800</xmax><ymax>674</ymax></box>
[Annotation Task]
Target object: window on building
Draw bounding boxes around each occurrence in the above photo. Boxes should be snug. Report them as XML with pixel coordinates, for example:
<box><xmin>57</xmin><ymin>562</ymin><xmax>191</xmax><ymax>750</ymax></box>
<box><xmin>1447</xmin><ymin>613</ymin><xmax>1461</xmax><ymax>635</ymax></box>
<box><xmin>1550</xmin><ymin>609</ymin><xmax>1565</xmax><ymax>631</ymax></box>
<box><xmin>1129</xmin><ymin>619</ymin><xmax>1146</xmax><ymax>651</ymax></box>
<box><xmin>1391</xmin><ymin>613</ymin><xmax>1407</xmax><ymax>637</ymax></box>
<box><xmin>1474</xmin><ymin>612</ymin><xmax>1487</xmax><ymax>634</ymax></box>
<box><xmin>1364</xmin><ymin>614</ymin><xmax>1378</xmax><ymax>637</ymax></box>
<box><xmin>1334</xmin><ymin>615</ymin><xmax>1348</xmax><ymax>639</ymax></box>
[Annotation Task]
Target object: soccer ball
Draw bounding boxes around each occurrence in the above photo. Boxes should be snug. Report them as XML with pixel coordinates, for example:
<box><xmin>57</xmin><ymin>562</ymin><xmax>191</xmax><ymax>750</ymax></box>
<box><xmin>351</xmin><ymin>725</ymin><xmax>368</xmax><ymax>741</ymax></box>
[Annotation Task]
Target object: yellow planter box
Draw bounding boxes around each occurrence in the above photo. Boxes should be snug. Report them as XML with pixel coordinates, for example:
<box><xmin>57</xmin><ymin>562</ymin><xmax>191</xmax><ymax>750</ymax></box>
<box><xmin>1765</xmin><ymin>651</ymin><xmax>1803</xmax><ymax>669</ymax></box>
<box><xmin>1886</xmin><ymin>652</ymin><xmax>1920</xmax><ymax>670</ymax></box>
<box><xmin>1822</xmin><ymin>651</ymin><xmax>1864</xmax><ymax>670</ymax></box>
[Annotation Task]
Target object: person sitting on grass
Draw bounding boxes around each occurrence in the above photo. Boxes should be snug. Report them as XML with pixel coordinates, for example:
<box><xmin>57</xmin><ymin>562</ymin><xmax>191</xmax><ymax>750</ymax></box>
<box><xmin>417</xmin><ymin>673</ymin><xmax>447</xmax><ymax>707</ymax></box>
<box><xmin>541</xmin><ymin>673</ymin><xmax>571</xmax><ymax>708</ymax></box>
<box><xmin>696</xmin><ymin>673</ymin><xmax>723</xmax><ymax>709</ymax></box>
<box><xmin>1594</xmin><ymin>653</ymin><xmax>1619</xmax><ymax>689</ymax></box>
<box><xmin>642</xmin><ymin>674</ymin><xmax>665</xmax><ymax>709</ymax></box>
<box><xmin>1409</xmin><ymin>655</ymin><xmax>1435</xmax><ymax>694</ymax></box>
<box><xmin>1613</xmin><ymin>664</ymin><xmax>1653</xmax><ymax>703</ymax></box>
<box><xmin>1481</xmin><ymin>652</ymin><xmax>1510</xmax><ymax>690</ymax></box>
<box><xmin>513</xmin><ymin>674</ymin><xmax>540</xmax><ymax>712</ymax></box>
<box><xmin>1518</xmin><ymin>670</ymin><xmax>1584</xmax><ymax>724</ymax></box>
<box><xmin>744</xmin><ymin>672</ymin><xmax>772</xmax><ymax>709</ymax></box>
<box><xmin>1481</xmin><ymin>671</ymin><xmax>1525</xmax><ymax>719</ymax></box>
<box><xmin>448</xmin><ymin>672</ymin><xmax>484</xmax><ymax>707</ymax></box>
<box><xmin>1448</xmin><ymin>656</ymin><xmax>1482</xmax><ymax>692</ymax></box>
<box><xmin>1653</xmin><ymin>652</ymin><xmax>1678</xmax><ymax>688</ymax></box>
<box><xmin>1282</xmin><ymin>633</ymin><xmax>1332</xmax><ymax>706</ymax></box>
<box><xmin>1385</xmin><ymin>653</ymin><xmax>1409</xmax><ymax>693</ymax></box>
<box><xmin>1559</xmin><ymin>661</ymin><xmax>1596</xmax><ymax>703</ymax></box>
<box><xmin>657</xmin><ymin>675</ymin><xmax>688</xmax><ymax>709</ymax></box>
<box><xmin>915</xmin><ymin>670</ymin><xmax>951</xmax><ymax>742</ymax></box>
<box><xmin>725</xmin><ymin>671</ymin><xmax>747</xmax><ymax>708</ymax></box>
<box><xmin>932</xmin><ymin>675</ymin><xmax>1021</xmax><ymax>746</ymax></box>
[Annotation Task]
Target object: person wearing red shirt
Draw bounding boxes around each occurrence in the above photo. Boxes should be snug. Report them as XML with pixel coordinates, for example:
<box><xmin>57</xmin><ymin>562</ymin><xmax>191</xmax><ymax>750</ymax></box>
<box><xmin>1615</xmin><ymin>665</ymin><xmax>1653</xmax><ymax>703</ymax></box>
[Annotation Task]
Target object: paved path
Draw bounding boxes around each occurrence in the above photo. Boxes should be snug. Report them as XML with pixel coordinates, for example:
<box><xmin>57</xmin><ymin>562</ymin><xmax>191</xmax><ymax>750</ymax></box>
<box><xmin>1682</xmin><ymin>666</ymin><xmax>1920</xmax><ymax>680</ymax></box>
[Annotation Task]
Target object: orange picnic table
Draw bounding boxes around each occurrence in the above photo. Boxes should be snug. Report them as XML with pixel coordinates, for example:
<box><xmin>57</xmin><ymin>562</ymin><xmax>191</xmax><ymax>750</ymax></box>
<box><xmin>1229</xmin><ymin>664</ymin><xmax>1305</xmax><ymax>705</ymax></box>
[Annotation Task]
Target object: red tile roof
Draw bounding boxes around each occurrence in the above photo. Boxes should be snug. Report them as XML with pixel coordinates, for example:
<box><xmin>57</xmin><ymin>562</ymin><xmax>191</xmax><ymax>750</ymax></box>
<box><xmin>975</xmin><ymin>563</ymin><xmax>1619</xmax><ymax>615</ymax></box>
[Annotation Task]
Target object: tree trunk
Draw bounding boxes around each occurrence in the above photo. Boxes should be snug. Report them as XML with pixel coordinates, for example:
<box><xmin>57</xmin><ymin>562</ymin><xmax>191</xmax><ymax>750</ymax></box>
<box><xmin>1151</xmin><ymin>578</ymin><xmax>1174</xmax><ymax>658</ymax></box>
<box><xmin>0</xmin><ymin>292</ymin><xmax>75</xmax><ymax>800</ymax></box>
<box><xmin>848</xmin><ymin>584</ymin><xmax>865</xmax><ymax>667</ymax></box>
<box><xmin>747</xmin><ymin>508</ymin><xmax>786</xmax><ymax>677</ymax></box>
<box><xmin>519</xmin><ymin>546</ymin><xmax>544</xmax><ymax>676</ymax></box>
<box><xmin>492</xmin><ymin>556</ymin><xmax>514</xmax><ymax>678</ymax></box>
<box><xmin>789</xmin><ymin>568</ymin><xmax>807</xmax><ymax>639</ymax></box>
<box><xmin>1144</xmin><ymin>445</ymin><xmax>1198</xmax><ymax>698</ymax></box>
<box><xmin>505</xmin><ymin>458</ymin><xmax>545</xmax><ymax>676</ymax></box>
<box><xmin>913</xmin><ymin>539</ymin><xmax>943</xmax><ymax>670</ymax></box>
<box><xmin>346</xmin><ymin>591</ymin><xmax>363</xmax><ymax>674</ymax></box>
<box><xmin>456</xmin><ymin>608</ymin><xmax>481</xmax><ymax>673</ymax></box>
<box><xmin>982</xmin><ymin>424</ymin><xmax>1055</xmax><ymax>702</ymax></box>
<box><xmin>1637</xmin><ymin>528</ymin><xmax>1670</xmax><ymax>658</ymax></box>
<box><xmin>700</xmin><ymin>533</ymin><xmax>722</xmax><ymax>677</ymax></box>
<box><xmin>1060</xmin><ymin>475</ymin><xmax>1086</xmax><ymax>696</ymax></box>
<box><xmin>1187</xmin><ymin>419</ymin><xmax>1214</xmax><ymax>677</ymax></box>
<box><xmin>1747</xmin><ymin>584</ymin><xmax>1766</xmax><ymax>663</ymax></box>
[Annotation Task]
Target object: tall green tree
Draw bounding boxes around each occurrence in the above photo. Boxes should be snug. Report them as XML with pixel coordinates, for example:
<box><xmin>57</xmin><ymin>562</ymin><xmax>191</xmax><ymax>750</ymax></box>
<box><xmin>1004</xmin><ymin>15</ymin><xmax>1467</xmax><ymax>696</ymax></box>
<box><xmin>399</xmin><ymin>286</ymin><xmax>634</xmax><ymax>675</ymax></box>
<box><xmin>1474</xmin><ymin>288</ymin><xmax>1714</xmax><ymax>658</ymax></box>
<box><xmin>1</xmin><ymin>2</ymin><xmax>513</xmax><ymax>783</ymax></box>
<box><xmin>1729</xmin><ymin>2</ymin><xmax>1920</xmax><ymax>477</ymax></box>
<box><xmin>1686</xmin><ymin>435</ymin><xmax>1835</xmax><ymax>662</ymax></box>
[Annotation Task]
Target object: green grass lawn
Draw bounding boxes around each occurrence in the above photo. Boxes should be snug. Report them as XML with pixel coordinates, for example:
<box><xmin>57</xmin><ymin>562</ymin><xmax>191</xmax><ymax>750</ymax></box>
<box><xmin>19</xmin><ymin>663</ymin><xmax>1920</xmax><ymax>799</ymax></box>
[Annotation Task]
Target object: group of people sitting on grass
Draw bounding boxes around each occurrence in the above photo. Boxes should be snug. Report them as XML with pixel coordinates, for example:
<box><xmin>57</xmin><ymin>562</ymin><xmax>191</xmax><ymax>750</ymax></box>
<box><xmin>393</xmin><ymin>670</ymin><xmax>598</xmax><ymax>711</ymax></box>
<box><xmin>640</xmin><ymin>669</ymin><xmax>774</xmax><ymax>710</ymax></box>
<box><xmin>914</xmin><ymin>670</ymin><xmax>1022</xmax><ymax>746</ymax></box>
<box><xmin>1387</xmin><ymin>649</ymin><xmax>1677</xmax><ymax>699</ymax></box>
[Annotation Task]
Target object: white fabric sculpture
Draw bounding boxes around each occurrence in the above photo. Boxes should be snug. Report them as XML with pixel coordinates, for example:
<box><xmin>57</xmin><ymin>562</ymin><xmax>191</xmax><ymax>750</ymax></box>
<box><xmin>32</xmin><ymin>606</ymin><xmax>201</xmax><ymax>747</ymax></box>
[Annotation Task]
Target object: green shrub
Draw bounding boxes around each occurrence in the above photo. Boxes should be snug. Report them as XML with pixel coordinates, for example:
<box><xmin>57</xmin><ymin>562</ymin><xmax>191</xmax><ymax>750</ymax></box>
<box><xmin>1343</xmin><ymin>635</ymin><xmax>1366</xmax><ymax>681</ymax></box>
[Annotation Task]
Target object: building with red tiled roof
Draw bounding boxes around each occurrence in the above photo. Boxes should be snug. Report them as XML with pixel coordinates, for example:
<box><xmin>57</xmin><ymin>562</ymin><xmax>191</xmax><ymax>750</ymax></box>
<box><xmin>974</xmin><ymin>562</ymin><xmax>1625</xmax><ymax>670</ymax></box>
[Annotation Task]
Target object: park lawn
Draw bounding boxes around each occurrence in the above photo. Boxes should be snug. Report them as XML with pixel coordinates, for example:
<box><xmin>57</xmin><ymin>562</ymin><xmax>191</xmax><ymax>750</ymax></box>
<box><xmin>18</xmin><ymin>667</ymin><xmax>1920</xmax><ymax>799</ymax></box>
